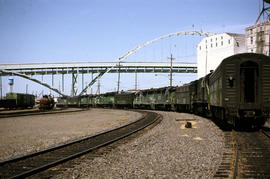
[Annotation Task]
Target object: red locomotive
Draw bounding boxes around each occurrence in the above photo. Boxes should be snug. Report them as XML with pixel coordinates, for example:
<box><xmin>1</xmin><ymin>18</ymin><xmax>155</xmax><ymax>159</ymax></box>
<box><xmin>39</xmin><ymin>95</ymin><xmax>55</xmax><ymax>110</ymax></box>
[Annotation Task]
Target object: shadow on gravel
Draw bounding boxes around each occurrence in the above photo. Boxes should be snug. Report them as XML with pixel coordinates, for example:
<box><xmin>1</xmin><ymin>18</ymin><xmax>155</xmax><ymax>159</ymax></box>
<box><xmin>199</xmin><ymin>114</ymin><xmax>232</xmax><ymax>131</ymax></box>
<box><xmin>210</xmin><ymin>118</ymin><xmax>233</xmax><ymax>132</ymax></box>
<box><xmin>203</xmin><ymin>115</ymin><xmax>267</xmax><ymax>132</ymax></box>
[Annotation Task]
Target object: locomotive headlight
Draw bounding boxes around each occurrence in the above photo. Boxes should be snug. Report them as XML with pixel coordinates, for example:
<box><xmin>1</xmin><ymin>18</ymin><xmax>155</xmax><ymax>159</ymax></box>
<box><xmin>224</xmin><ymin>97</ymin><xmax>229</xmax><ymax>101</ymax></box>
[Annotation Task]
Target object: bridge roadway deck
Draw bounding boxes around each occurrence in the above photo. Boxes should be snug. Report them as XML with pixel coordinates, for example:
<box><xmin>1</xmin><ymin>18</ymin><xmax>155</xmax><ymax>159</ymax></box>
<box><xmin>0</xmin><ymin>62</ymin><xmax>197</xmax><ymax>75</ymax></box>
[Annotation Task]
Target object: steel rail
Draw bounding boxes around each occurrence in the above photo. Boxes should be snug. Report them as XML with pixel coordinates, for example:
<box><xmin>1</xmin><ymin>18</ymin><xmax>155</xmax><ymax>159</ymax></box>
<box><xmin>232</xmin><ymin>144</ymin><xmax>239</xmax><ymax>179</ymax></box>
<box><xmin>231</xmin><ymin>130</ymin><xmax>270</xmax><ymax>178</ymax></box>
<box><xmin>0</xmin><ymin>108</ymin><xmax>85</xmax><ymax>118</ymax></box>
<box><xmin>0</xmin><ymin>110</ymin><xmax>161</xmax><ymax>179</ymax></box>
<box><xmin>261</xmin><ymin>127</ymin><xmax>270</xmax><ymax>139</ymax></box>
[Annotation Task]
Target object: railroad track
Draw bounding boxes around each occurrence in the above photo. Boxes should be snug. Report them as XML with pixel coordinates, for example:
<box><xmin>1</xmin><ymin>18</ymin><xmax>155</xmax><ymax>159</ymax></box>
<box><xmin>214</xmin><ymin>126</ymin><xmax>270</xmax><ymax>179</ymax></box>
<box><xmin>213</xmin><ymin>131</ymin><xmax>235</xmax><ymax>178</ymax></box>
<box><xmin>232</xmin><ymin>129</ymin><xmax>270</xmax><ymax>178</ymax></box>
<box><xmin>261</xmin><ymin>126</ymin><xmax>270</xmax><ymax>138</ymax></box>
<box><xmin>0</xmin><ymin>110</ymin><xmax>161</xmax><ymax>179</ymax></box>
<box><xmin>0</xmin><ymin>108</ymin><xmax>85</xmax><ymax>118</ymax></box>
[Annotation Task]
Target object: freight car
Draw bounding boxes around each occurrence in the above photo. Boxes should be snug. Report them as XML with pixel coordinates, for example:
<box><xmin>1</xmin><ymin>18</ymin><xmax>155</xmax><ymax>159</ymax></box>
<box><xmin>0</xmin><ymin>93</ymin><xmax>35</xmax><ymax>109</ymax></box>
<box><xmin>208</xmin><ymin>53</ymin><xmax>270</xmax><ymax>128</ymax></box>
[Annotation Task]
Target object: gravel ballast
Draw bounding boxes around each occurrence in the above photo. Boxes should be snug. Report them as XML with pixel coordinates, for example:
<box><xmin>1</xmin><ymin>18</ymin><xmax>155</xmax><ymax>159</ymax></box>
<box><xmin>55</xmin><ymin>111</ymin><xmax>225</xmax><ymax>178</ymax></box>
<box><xmin>0</xmin><ymin>108</ymin><xmax>141</xmax><ymax>161</ymax></box>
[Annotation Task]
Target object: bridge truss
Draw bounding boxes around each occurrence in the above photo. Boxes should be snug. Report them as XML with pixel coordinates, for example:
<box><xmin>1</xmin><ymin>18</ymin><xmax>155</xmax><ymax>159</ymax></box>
<box><xmin>0</xmin><ymin>61</ymin><xmax>196</xmax><ymax>96</ymax></box>
<box><xmin>0</xmin><ymin>30</ymin><xmax>216</xmax><ymax>97</ymax></box>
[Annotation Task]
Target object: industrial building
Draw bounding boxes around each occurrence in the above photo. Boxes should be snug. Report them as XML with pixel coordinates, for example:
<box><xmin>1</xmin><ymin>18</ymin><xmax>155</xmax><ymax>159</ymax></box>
<box><xmin>196</xmin><ymin>33</ymin><xmax>246</xmax><ymax>78</ymax></box>
<box><xmin>197</xmin><ymin>17</ymin><xmax>270</xmax><ymax>79</ymax></box>
<box><xmin>246</xmin><ymin>20</ymin><xmax>270</xmax><ymax>55</ymax></box>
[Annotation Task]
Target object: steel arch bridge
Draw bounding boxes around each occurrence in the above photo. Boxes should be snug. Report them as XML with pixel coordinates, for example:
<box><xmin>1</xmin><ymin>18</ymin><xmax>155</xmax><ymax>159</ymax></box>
<box><xmin>78</xmin><ymin>30</ymin><xmax>216</xmax><ymax>96</ymax></box>
<box><xmin>0</xmin><ymin>30</ymin><xmax>216</xmax><ymax>97</ymax></box>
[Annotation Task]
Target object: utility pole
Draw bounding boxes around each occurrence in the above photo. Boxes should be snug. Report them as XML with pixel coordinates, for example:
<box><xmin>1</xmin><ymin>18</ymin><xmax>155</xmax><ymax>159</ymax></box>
<box><xmin>168</xmin><ymin>53</ymin><xmax>175</xmax><ymax>87</ymax></box>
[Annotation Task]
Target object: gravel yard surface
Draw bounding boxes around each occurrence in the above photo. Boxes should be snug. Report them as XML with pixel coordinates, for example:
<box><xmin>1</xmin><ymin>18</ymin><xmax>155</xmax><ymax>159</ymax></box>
<box><xmin>0</xmin><ymin>107</ymin><xmax>78</xmax><ymax>114</ymax></box>
<box><xmin>55</xmin><ymin>111</ymin><xmax>225</xmax><ymax>178</ymax></box>
<box><xmin>0</xmin><ymin>108</ymin><xmax>141</xmax><ymax>161</ymax></box>
<box><xmin>0</xmin><ymin>107</ymin><xmax>38</xmax><ymax>114</ymax></box>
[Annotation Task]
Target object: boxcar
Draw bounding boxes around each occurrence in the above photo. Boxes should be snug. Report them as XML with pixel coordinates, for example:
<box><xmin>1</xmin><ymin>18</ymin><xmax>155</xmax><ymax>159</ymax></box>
<box><xmin>0</xmin><ymin>99</ymin><xmax>7</xmax><ymax>108</ymax></box>
<box><xmin>209</xmin><ymin>53</ymin><xmax>270</xmax><ymax>127</ymax></box>
<box><xmin>4</xmin><ymin>93</ymin><xmax>35</xmax><ymax>109</ymax></box>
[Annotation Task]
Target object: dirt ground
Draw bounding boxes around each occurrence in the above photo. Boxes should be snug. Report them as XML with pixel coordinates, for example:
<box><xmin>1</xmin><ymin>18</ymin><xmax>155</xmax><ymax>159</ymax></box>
<box><xmin>0</xmin><ymin>108</ymin><xmax>141</xmax><ymax>161</ymax></box>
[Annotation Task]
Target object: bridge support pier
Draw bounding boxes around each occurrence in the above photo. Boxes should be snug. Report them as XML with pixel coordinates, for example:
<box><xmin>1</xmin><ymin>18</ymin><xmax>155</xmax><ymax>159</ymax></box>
<box><xmin>62</xmin><ymin>73</ymin><xmax>64</xmax><ymax>93</ymax></box>
<box><xmin>71</xmin><ymin>68</ymin><xmax>78</xmax><ymax>96</ymax></box>
<box><xmin>117</xmin><ymin>62</ymin><xmax>121</xmax><ymax>93</ymax></box>
<box><xmin>82</xmin><ymin>72</ymin><xmax>84</xmax><ymax>93</ymax></box>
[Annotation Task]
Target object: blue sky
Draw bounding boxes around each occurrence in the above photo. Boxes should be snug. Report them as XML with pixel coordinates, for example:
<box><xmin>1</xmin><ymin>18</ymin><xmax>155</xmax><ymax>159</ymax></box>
<box><xmin>0</xmin><ymin>0</ymin><xmax>261</xmax><ymax>97</ymax></box>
